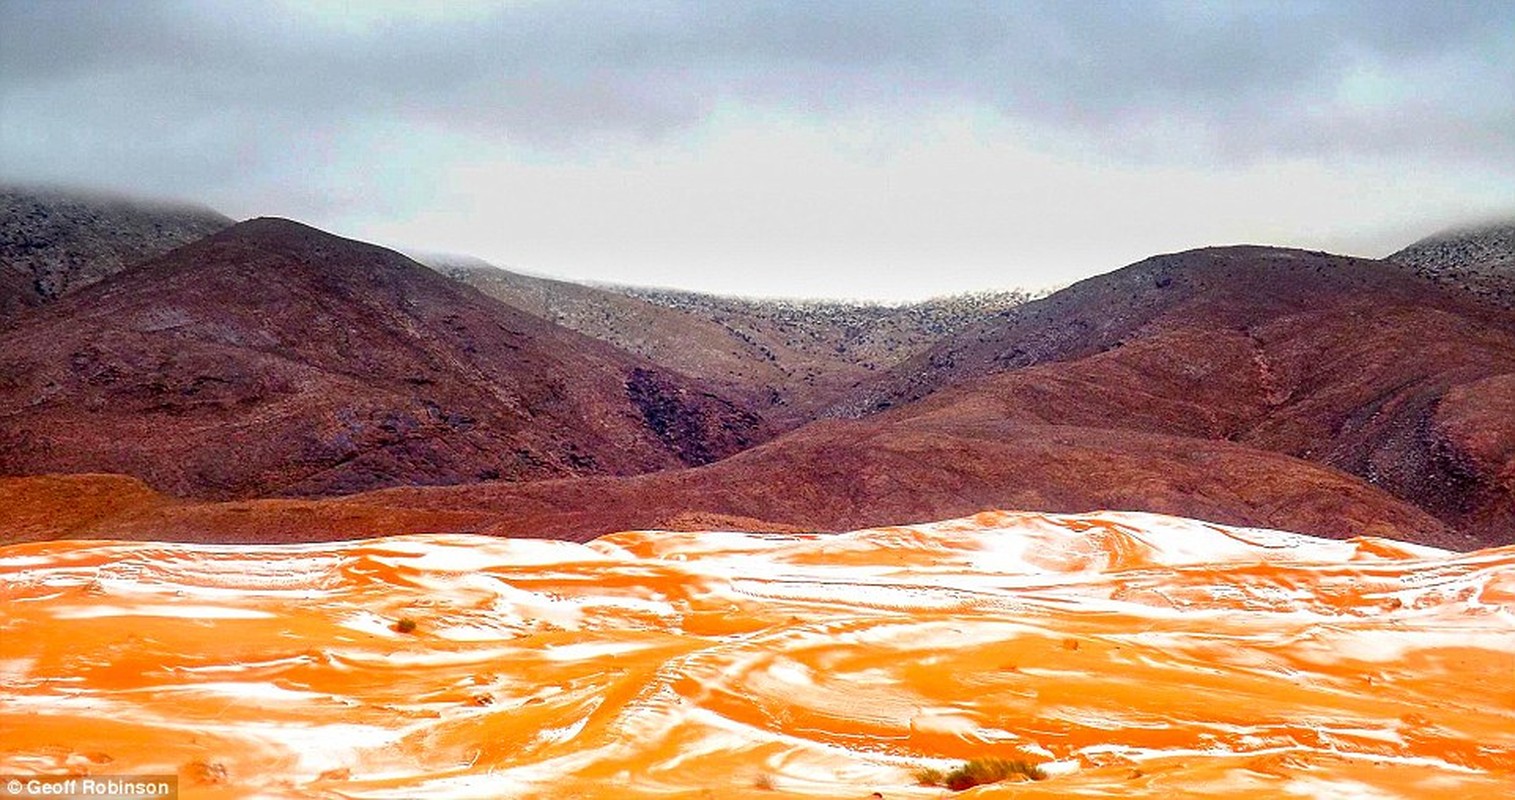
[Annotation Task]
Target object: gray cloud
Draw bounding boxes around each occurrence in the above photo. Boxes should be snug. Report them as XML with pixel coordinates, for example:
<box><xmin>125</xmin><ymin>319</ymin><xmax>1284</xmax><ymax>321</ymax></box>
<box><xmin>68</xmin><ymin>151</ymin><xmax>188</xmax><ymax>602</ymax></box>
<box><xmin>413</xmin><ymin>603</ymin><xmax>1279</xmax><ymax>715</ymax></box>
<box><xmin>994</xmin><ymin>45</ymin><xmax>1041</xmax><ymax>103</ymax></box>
<box><xmin>6</xmin><ymin>1</ymin><xmax>1511</xmax><ymax>158</ymax></box>
<box><xmin>1</xmin><ymin>0</ymin><xmax>1512</xmax><ymax>297</ymax></box>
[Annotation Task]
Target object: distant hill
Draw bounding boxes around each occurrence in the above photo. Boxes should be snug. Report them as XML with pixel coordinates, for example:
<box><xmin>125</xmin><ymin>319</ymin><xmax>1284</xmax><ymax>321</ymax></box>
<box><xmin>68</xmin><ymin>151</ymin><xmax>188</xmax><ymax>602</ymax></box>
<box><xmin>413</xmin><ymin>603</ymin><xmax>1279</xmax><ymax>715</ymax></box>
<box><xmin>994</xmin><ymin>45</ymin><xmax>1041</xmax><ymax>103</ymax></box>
<box><xmin>1388</xmin><ymin>217</ymin><xmax>1515</xmax><ymax>307</ymax></box>
<box><xmin>0</xmin><ymin>186</ymin><xmax>231</xmax><ymax>322</ymax></box>
<box><xmin>619</xmin><ymin>285</ymin><xmax>1037</xmax><ymax>412</ymax></box>
<box><xmin>0</xmin><ymin>218</ymin><xmax>769</xmax><ymax>499</ymax></box>
<box><xmin>425</xmin><ymin>254</ymin><xmax>1034</xmax><ymax>424</ymax></box>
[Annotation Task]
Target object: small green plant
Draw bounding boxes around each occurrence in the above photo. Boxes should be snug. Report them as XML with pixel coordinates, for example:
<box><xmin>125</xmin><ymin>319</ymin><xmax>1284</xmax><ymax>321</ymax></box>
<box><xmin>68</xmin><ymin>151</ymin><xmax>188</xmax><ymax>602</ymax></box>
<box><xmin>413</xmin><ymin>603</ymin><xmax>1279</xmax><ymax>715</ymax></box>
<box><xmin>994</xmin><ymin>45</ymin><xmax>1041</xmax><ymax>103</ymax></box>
<box><xmin>394</xmin><ymin>617</ymin><xmax>418</xmax><ymax>634</ymax></box>
<box><xmin>917</xmin><ymin>758</ymin><xmax>1047</xmax><ymax>790</ymax></box>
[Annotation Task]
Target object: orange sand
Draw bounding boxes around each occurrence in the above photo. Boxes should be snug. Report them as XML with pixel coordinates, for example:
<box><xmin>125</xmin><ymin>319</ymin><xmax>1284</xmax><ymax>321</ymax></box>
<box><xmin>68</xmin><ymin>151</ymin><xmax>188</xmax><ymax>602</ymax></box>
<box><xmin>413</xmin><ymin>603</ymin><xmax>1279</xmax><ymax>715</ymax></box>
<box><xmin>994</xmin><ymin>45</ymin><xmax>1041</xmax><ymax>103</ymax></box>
<box><xmin>2</xmin><ymin>510</ymin><xmax>1512</xmax><ymax>798</ymax></box>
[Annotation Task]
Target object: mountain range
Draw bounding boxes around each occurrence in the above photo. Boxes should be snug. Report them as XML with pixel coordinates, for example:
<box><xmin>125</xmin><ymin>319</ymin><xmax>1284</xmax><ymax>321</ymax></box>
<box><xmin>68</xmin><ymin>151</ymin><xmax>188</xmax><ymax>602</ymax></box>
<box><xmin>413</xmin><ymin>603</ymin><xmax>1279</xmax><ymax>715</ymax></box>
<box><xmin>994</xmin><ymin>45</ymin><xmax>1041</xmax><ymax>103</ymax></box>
<box><xmin>1</xmin><ymin>186</ymin><xmax>1512</xmax><ymax>549</ymax></box>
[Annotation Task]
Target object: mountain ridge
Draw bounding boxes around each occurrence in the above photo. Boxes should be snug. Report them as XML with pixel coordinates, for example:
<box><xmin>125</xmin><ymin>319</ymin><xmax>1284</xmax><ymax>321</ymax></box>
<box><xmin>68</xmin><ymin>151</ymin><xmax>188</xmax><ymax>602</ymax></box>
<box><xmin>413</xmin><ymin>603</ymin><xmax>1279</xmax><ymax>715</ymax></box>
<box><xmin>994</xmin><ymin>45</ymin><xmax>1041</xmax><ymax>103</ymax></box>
<box><xmin>0</xmin><ymin>217</ymin><xmax>770</xmax><ymax>499</ymax></box>
<box><xmin>819</xmin><ymin>245</ymin><xmax>1515</xmax><ymax>544</ymax></box>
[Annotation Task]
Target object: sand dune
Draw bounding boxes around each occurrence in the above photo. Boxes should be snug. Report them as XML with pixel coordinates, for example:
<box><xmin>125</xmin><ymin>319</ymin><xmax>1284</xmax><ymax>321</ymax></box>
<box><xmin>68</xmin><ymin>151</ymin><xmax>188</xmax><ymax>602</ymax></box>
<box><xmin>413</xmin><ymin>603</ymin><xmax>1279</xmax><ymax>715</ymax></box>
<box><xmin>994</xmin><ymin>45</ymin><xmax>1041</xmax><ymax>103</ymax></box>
<box><xmin>2</xmin><ymin>510</ymin><xmax>1512</xmax><ymax>798</ymax></box>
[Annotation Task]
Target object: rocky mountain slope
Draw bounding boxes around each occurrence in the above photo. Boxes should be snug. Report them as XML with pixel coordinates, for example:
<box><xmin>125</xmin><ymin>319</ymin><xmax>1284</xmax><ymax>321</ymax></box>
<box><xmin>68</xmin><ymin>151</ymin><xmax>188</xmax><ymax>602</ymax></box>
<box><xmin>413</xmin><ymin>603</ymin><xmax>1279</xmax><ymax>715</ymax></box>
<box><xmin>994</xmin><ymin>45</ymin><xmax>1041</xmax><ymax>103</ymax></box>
<box><xmin>4</xmin><ymin>510</ymin><xmax>1511</xmax><ymax>797</ymax></box>
<box><xmin>429</xmin><ymin>255</ymin><xmax>1032</xmax><ymax>424</ymax></box>
<box><xmin>1388</xmin><ymin>217</ymin><xmax>1515</xmax><ymax>307</ymax></box>
<box><xmin>619</xmin><ymin>284</ymin><xmax>1036</xmax><ymax>381</ymax></box>
<box><xmin>827</xmin><ymin>247</ymin><xmax>1515</xmax><ymax>546</ymax></box>
<box><xmin>0</xmin><ymin>219</ymin><xmax>769</xmax><ymax>499</ymax></box>
<box><xmin>0</xmin><ymin>185</ymin><xmax>231</xmax><ymax>322</ymax></box>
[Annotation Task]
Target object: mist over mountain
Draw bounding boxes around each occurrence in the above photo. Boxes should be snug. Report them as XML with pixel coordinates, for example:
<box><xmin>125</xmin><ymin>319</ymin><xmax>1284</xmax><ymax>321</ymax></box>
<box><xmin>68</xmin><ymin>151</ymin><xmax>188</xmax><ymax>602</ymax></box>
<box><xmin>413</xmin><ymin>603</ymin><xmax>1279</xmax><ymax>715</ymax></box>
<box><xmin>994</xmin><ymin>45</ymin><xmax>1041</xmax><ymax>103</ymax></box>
<box><xmin>0</xmin><ymin>185</ymin><xmax>230</xmax><ymax>322</ymax></box>
<box><xmin>1389</xmin><ymin>217</ymin><xmax>1515</xmax><ymax>308</ymax></box>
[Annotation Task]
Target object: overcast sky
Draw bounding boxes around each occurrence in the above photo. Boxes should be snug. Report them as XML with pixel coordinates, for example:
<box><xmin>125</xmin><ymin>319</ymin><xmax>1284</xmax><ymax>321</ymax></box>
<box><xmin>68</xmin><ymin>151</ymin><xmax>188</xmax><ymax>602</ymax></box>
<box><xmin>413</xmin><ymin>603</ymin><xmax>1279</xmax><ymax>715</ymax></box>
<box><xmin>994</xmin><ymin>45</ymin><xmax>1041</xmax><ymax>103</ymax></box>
<box><xmin>3</xmin><ymin>0</ymin><xmax>1513</xmax><ymax>300</ymax></box>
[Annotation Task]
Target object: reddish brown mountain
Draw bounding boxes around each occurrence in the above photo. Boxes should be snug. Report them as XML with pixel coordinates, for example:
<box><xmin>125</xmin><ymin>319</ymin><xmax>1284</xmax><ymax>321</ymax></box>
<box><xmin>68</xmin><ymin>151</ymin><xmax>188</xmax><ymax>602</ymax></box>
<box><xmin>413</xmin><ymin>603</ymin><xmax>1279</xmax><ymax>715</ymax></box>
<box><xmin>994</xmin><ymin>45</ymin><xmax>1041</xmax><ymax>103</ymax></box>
<box><xmin>0</xmin><ymin>186</ymin><xmax>231</xmax><ymax>322</ymax></box>
<box><xmin>0</xmin><ymin>218</ymin><xmax>768</xmax><ymax>499</ymax></box>
<box><xmin>832</xmin><ymin>246</ymin><xmax>1515</xmax><ymax>546</ymax></box>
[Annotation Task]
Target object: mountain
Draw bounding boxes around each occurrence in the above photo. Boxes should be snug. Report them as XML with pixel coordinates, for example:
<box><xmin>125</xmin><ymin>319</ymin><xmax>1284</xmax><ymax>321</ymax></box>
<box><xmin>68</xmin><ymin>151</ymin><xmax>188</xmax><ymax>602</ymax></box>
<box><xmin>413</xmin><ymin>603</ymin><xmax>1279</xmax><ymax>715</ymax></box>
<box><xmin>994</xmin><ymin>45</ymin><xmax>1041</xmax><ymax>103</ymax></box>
<box><xmin>1388</xmin><ymin>217</ymin><xmax>1515</xmax><ymax>307</ymax></box>
<box><xmin>427</xmin><ymin>255</ymin><xmax>1032</xmax><ymax>424</ymax></box>
<box><xmin>3</xmin><ymin>212</ymin><xmax>1509</xmax><ymax>550</ymax></box>
<box><xmin>6</xmin><ymin>243</ymin><xmax>1503</xmax><ymax>550</ymax></box>
<box><xmin>0</xmin><ymin>185</ymin><xmax>231</xmax><ymax>322</ymax></box>
<box><xmin>828</xmin><ymin>246</ymin><xmax>1515</xmax><ymax>545</ymax></box>
<box><xmin>0</xmin><ymin>218</ymin><xmax>769</xmax><ymax>499</ymax></box>
<box><xmin>4</xmin><ymin>510</ymin><xmax>1511</xmax><ymax>797</ymax></box>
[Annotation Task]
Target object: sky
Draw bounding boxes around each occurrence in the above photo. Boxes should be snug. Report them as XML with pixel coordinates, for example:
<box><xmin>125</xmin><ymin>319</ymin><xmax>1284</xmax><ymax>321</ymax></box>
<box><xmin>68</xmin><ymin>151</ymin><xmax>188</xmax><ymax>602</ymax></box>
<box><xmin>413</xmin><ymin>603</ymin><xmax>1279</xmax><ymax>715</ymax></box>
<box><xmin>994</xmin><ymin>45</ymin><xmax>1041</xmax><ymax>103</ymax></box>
<box><xmin>2</xmin><ymin>0</ymin><xmax>1513</xmax><ymax>301</ymax></box>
